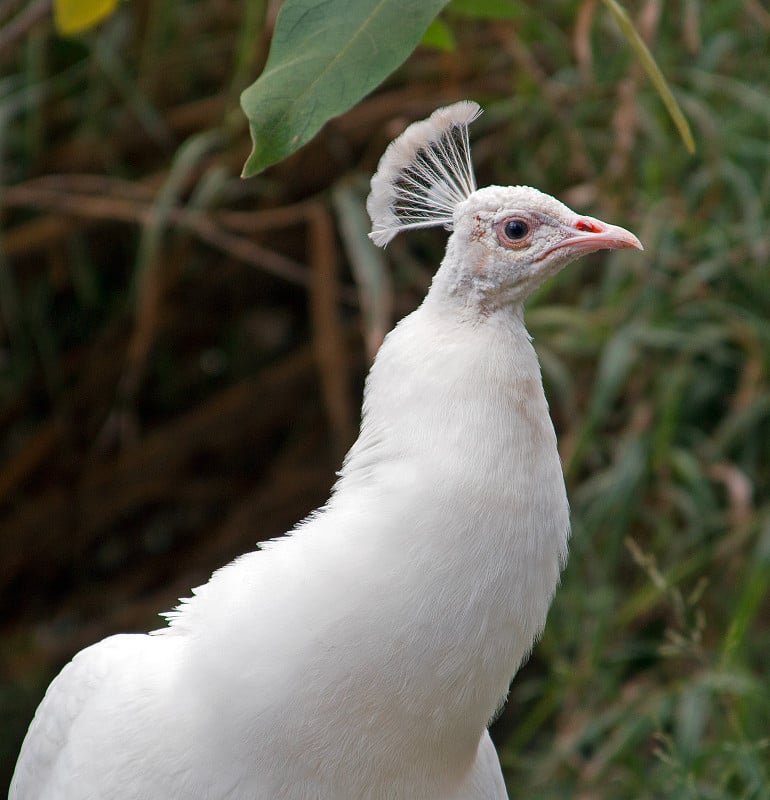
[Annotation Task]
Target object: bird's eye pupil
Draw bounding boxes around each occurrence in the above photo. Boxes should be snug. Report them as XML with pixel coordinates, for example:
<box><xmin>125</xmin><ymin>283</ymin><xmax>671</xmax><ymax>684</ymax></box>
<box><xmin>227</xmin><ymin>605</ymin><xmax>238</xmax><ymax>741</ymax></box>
<box><xmin>504</xmin><ymin>219</ymin><xmax>529</xmax><ymax>240</ymax></box>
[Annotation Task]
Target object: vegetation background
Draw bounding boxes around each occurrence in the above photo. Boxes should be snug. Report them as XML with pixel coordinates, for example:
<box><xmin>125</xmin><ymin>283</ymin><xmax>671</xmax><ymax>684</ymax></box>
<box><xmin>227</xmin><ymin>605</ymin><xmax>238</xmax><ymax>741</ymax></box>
<box><xmin>1</xmin><ymin>0</ymin><xmax>769</xmax><ymax>796</ymax></box>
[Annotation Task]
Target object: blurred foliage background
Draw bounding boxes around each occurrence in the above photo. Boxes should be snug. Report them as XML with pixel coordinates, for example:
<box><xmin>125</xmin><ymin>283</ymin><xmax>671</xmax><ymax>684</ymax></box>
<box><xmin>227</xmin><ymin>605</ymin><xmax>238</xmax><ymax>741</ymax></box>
<box><xmin>1</xmin><ymin>0</ymin><xmax>769</xmax><ymax>796</ymax></box>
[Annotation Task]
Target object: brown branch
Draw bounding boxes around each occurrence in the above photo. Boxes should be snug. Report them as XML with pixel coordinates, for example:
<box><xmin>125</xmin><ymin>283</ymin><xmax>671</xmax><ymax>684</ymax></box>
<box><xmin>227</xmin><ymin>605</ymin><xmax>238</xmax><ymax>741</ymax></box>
<box><xmin>0</xmin><ymin>421</ymin><xmax>58</xmax><ymax>503</ymax></box>
<box><xmin>2</xmin><ymin>178</ymin><xmax>359</xmax><ymax>303</ymax></box>
<box><xmin>307</xmin><ymin>202</ymin><xmax>356</xmax><ymax>458</ymax></box>
<box><xmin>574</xmin><ymin>0</ymin><xmax>598</xmax><ymax>83</ymax></box>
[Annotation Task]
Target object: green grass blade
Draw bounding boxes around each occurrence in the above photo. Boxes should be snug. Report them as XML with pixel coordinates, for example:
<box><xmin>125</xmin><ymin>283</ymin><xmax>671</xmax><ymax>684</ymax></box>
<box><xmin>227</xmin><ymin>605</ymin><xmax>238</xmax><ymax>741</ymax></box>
<box><xmin>602</xmin><ymin>0</ymin><xmax>696</xmax><ymax>154</ymax></box>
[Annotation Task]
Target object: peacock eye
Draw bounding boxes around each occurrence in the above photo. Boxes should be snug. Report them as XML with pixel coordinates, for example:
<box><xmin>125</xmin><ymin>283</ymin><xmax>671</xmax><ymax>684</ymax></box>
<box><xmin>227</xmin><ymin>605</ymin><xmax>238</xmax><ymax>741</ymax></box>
<box><xmin>494</xmin><ymin>216</ymin><xmax>533</xmax><ymax>249</ymax></box>
<box><xmin>504</xmin><ymin>219</ymin><xmax>529</xmax><ymax>241</ymax></box>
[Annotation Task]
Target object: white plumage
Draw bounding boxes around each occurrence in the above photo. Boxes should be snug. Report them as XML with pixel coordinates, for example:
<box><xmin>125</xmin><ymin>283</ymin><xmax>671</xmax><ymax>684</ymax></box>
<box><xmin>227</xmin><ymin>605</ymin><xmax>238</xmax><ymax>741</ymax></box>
<box><xmin>11</xmin><ymin>101</ymin><xmax>642</xmax><ymax>800</ymax></box>
<box><xmin>367</xmin><ymin>100</ymin><xmax>480</xmax><ymax>245</ymax></box>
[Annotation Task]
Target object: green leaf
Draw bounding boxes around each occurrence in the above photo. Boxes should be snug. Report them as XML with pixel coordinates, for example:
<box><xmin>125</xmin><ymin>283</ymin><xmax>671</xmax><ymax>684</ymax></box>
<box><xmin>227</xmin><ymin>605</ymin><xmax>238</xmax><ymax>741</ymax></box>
<box><xmin>588</xmin><ymin>325</ymin><xmax>639</xmax><ymax>423</ymax></box>
<box><xmin>240</xmin><ymin>0</ymin><xmax>449</xmax><ymax>177</ymax></box>
<box><xmin>602</xmin><ymin>0</ymin><xmax>696</xmax><ymax>154</ymax></box>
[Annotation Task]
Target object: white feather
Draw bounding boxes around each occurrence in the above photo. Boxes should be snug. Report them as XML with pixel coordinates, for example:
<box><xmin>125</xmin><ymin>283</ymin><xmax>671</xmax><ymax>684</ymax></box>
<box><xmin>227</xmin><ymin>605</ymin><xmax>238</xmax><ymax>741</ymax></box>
<box><xmin>367</xmin><ymin>100</ymin><xmax>481</xmax><ymax>246</ymax></box>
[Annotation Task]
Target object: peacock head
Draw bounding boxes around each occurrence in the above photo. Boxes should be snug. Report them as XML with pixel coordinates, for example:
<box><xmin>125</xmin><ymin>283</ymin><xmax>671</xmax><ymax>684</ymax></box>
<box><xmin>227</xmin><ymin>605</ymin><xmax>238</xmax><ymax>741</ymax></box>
<box><xmin>367</xmin><ymin>102</ymin><xmax>642</xmax><ymax>310</ymax></box>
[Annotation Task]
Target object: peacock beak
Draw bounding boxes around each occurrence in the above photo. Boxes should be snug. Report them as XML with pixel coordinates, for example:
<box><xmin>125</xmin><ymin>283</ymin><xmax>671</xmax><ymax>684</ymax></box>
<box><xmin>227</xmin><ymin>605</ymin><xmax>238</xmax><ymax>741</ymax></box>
<box><xmin>542</xmin><ymin>218</ymin><xmax>643</xmax><ymax>260</ymax></box>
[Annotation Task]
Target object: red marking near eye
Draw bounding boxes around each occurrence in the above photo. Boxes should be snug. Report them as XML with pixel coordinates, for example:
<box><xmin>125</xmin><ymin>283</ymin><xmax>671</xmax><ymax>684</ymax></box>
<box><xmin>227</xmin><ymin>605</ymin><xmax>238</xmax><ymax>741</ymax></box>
<box><xmin>576</xmin><ymin>220</ymin><xmax>602</xmax><ymax>233</ymax></box>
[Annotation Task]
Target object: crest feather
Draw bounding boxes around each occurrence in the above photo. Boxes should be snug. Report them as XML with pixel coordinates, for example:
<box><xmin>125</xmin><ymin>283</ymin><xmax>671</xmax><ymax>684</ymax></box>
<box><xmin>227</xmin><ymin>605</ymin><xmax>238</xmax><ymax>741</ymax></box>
<box><xmin>366</xmin><ymin>101</ymin><xmax>481</xmax><ymax>247</ymax></box>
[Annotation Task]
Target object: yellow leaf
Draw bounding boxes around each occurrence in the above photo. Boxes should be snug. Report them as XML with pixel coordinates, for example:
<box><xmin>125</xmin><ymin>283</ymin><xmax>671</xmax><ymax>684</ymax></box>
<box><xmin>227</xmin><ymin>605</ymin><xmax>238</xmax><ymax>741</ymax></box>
<box><xmin>54</xmin><ymin>0</ymin><xmax>120</xmax><ymax>36</ymax></box>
